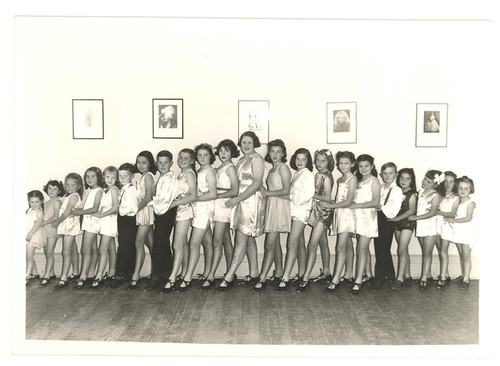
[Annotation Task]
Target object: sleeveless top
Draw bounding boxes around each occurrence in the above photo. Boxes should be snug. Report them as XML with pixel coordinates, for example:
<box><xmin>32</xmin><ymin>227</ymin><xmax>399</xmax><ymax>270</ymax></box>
<box><xmin>214</xmin><ymin>163</ymin><xmax>235</xmax><ymax>223</ymax></box>
<box><xmin>353</xmin><ymin>176</ymin><xmax>378</xmax><ymax>238</ymax></box>
<box><xmin>331</xmin><ymin>175</ymin><xmax>356</xmax><ymax>235</ymax></box>
<box><xmin>415</xmin><ymin>188</ymin><xmax>439</xmax><ymax>237</ymax></box>
<box><xmin>57</xmin><ymin>192</ymin><xmax>82</xmax><ymax>236</ymax></box>
<box><xmin>42</xmin><ymin>198</ymin><xmax>61</xmax><ymax>239</ymax></box>
<box><xmin>308</xmin><ymin>171</ymin><xmax>334</xmax><ymax>228</ymax></box>
<box><xmin>176</xmin><ymin>169</ymin><xmax>195</xmax><ymax>221</ymax></box>
<box><xmin>264</xmin><ymin>163</ymin><xmax>291</xmax><ymax>233</ymax></box>
<box><xmin>393</xmin><ymin>189</ymin><xmax>417</xmax><ymax>231</ymax></box>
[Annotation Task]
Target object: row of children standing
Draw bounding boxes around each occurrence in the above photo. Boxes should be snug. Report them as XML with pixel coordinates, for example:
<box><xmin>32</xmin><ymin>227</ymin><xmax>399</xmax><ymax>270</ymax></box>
<box><xmin>26</xmin><ymin>131</ymin><xmax>476</xmax><ymax>294</ymax></box>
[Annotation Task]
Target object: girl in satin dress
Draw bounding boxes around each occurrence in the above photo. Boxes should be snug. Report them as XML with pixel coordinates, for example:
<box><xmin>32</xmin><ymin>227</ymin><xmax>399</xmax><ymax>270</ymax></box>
<box><xmin>160</xmin><ymin>149</ymin><xmax>197</xmax><ymax>293</ymax></box>
<box><xmin>215</xmin><ymin>131</ymin><xmax>266</xmax><ymax>291</ymax></box>
<box><xmin>254</xmin><ymin>139</ymin><xmax>291</xmax><ymax>291</ymax></box>
<box><xmin>276</xmin><ymin>148</ymin><xmax>315</xmax><ymax>291</ymax></box>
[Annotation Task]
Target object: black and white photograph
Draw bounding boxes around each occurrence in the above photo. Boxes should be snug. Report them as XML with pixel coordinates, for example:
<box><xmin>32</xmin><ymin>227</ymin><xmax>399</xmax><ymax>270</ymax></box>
<box><xmin>8</xmin><ymin>1</ymin><xmax>498</xmax><ymax>364</ymax></box>
<box><xmin>153</xmin><ymin>98</ymin><xmax>183</xmax><ymax>139</ymax></box>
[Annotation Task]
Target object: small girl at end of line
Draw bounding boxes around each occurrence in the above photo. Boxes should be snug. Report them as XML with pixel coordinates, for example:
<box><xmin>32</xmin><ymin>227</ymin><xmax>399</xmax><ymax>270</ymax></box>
<box><xmin>389</xmin><ymin>168</ymin><xmax>417</xmax><ymax>291</ymax></box>
<box><xmin>445</xmin><ymin>176</ymin><xmax>476</xmax><ymax>291</ymax></box>
<box><xmin>53</xmin><ymin>173</ymin><xmax>84</xmax><ymax>289</ymax></box>
<box><xmin>40</xmin><ymin>180</ymin><xmax>64</xmax><ymax>286</ymax></box>
<box><xmin>435</xmin><ymin>171</ymin><xmax>460</xmax><ymax>289</ymax></box>
<box><xmin>297</xmin><ymin>149</ymin><xmax>335</xmax><ymax>292</ymax></box>
<box><xmin>92</xmin><ymin>166</ymin><xmax>121</xmax><ymax>289</ymax></box>
<box><xmin>408</xmin><ymin>169</ymin><xmax>442</xmax><ymax>291</ymax></box>
<box><xmin>349</xmin><ymin>154</ymin><xmax>381</xmax><ymax>295</ymax></box>
<box><xmin>26</xmin><ymin>190</ymin><xmax>46</xmax><ymax>284</ymax></box>
<box><xmin>71</xmin><ymin>167</ymin><xmax>105</xmax><ymax>290</ymax></box>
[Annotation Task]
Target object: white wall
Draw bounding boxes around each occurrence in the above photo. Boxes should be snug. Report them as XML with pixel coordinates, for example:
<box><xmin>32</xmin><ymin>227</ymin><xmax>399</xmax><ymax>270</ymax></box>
<box><xmin>16</xmin><ymin>17</ymin><xmax>495</xmax><ymax>278</ymax></box>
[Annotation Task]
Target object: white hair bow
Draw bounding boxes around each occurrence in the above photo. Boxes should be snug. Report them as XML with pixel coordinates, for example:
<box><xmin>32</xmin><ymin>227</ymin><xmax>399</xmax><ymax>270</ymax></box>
<box><xmin>434</xmin><ymin>173</ymin><xmax>445</xmax><ymax>184</ymax></box>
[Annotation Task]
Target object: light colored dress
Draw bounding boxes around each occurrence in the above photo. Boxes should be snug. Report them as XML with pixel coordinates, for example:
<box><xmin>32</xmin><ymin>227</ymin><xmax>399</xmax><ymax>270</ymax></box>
<box><xmin>264</xmin><ymin>163</ymin><xmax>291</xmax><ymax>233</ymax></box>
<box><xmin>98</xmin><ymin>187</ymin><xmax>119</xmax><ymax>237</ymax></box>
<box><xmin>81</xmin><ymin>187</ymin><xmax>104</xmax><ymax>233</ymax></box>
<box><xmin>214</xmin><ymin>163</ymin><xmax>234</xmax><ymax>223</ymax></box>
<box><xmin>289</xmin><ymin>168</ymin><xmax>315</xmax><ymax>225</ymax></box>
<box><xmin>57</xmin><ymin>192</ymin><xmax>82</xmax><ymax>236</ymax></box>
<box><xmin>135</xmin><ymin>172</ymin><xmax>155</xmax><ymax>225</ymax></box>
<box><xmin>415</xmin><ymin>188</ymin><xmax>439</xmax><ymax>237</ymax></box>
<box><xmin>308</xmin><ymin>171</ymin><xmax>334</xmax><ymax>228</ymax></box>
<box><xmin>453</xmin><ymin>199</ymin><xmax>475</xmax><ymax>247</ymax></box>
<box><xmin>231</xmin><ymin>153</ymin><xmax>267</xmax><ymax>237</ymax></box>
<box><xmin>331</xmin><ymin>175</ymin><xmax>356</xmax><ymax>235</ymax></box>
<box><xmin>192</xmin><ymin>167</ymin><xmax>216</xmax><ymax>230</ymax></box>
<box><xmin>437</xmin><ymin>193</ymin><xmax>459</xmax><ymax>241</ymax></box>
<box><xmin>175</xmin><ymin>169</ymin><xmax>195</xmax><ymax>221</ymax></box>
<box><xmin>353</xmin><ymin>176</ymin><xmax>378</xmax><ymax>238</ymax></box>
<box><xmin>26</xmin><ymin>208</ymin><xmax>46</xmax><ymax>249</ymax></box>
<box><xmin>42</xmin><ymin>198</ymin><xmax>61</xmax><ymax>239</ymax></box>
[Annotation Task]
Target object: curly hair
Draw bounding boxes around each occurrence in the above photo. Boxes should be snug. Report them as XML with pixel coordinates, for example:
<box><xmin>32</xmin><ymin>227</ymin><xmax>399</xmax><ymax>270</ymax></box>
<box><xmin>215</xmin><ymin>139</ymin><xmax>240</xmax><ymax>158</ymax></box>
<box><xmin>264</xmin><ymin>139</ymin><xmax>287</xmax><ymax>164</ymax></box>
<box><xmin>335</xmin><ymin>151</ymin><xmax>356</xmax><ymax>173</ymax></box>
<box><xmin>238</xmin><ymin>131</ymin><xmax>261</xmax><ymax>148</ymax></box>
<box><xmin>396</xmin><ymin>168</ymin><xmax>417</xmax><ymax>193</ymax></box>
<box><xmin>194</xmin><ymin>143</ymin><xmax>216</xmax><ymax>165</ymax></box>
<box><xmin>290</xmin><ymin>148</ymin><xmax>313</xmax><ymax>172</ymax></box>
<box><xmin>43</xmin><ymin>180</ymin><xmax>65</xmax><ymax>197</ymax></box>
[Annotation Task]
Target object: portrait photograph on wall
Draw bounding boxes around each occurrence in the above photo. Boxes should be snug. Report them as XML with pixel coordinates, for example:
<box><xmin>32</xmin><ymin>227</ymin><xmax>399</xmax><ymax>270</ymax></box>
<box><xmin>72</xmin><ymin>99</ymin><xmax>104</xmax><ymax>139</ymax></box>
<box><xmin>238</xmin><ymin>100</ymin><xmax>269</xmax><ymax>144</ymax></box>
<box><xmin>415</xmin><ymin>103</ymin><xmax>448</xmax><ymax>147</ymax></box>
<box><xmin>152</xmin><ymin>98</ymin><xmax>184</xmax><ymax>139</ymax></box>
<box><xmin>326</xmin><ymin>102</ymin><xmax>357</xmax><ymax>144</ymax></box>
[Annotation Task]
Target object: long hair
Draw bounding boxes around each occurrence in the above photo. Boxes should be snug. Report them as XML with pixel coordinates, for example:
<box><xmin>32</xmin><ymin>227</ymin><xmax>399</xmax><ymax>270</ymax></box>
<box><xmin>290</xmin><ymin>148</ymin><xmax>313</xmax><ymax>172</ymax></box>
<box><xmin>355</xmin><ymin>154</ymin><xmax>378</xmax><ymax>181</ymax></box>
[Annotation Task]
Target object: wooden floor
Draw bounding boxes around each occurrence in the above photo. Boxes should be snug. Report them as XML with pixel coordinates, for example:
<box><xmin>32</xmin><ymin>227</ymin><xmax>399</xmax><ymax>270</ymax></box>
<box><xmin>26</xmin><ymin>278</ymin><xmax>479</xmax><ymax>345</ymax></box>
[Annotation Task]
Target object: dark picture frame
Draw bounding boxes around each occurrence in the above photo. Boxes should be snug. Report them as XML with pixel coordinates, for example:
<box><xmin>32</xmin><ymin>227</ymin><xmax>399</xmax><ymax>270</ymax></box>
<box><xmin>152</xmin><ymin>98</ymin><xmax>184</xmax><ymax>139</ymax></box>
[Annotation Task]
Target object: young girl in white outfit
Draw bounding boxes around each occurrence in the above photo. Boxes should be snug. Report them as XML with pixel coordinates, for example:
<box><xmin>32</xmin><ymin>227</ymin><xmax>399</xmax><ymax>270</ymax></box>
<box><xmin>324</xmin><ymin>151</ymin><xmax>358</xmax><ymax>292</ymax></box>
<box><xmin>178</xmin><ymin>143</ymin><xmax>217</xmax><ymax>291</ymax></box>
<box><xmin>276</xmin><ymin>148</ymin><xmax>315</xmax><ymax>291</ymax></box>
<box><xmin>26</xmin><ymin>190</ymin><xmax>46</xmax><ymax>284</ymax></box>
<box><xmin>202</xmin><ymin>140</ymin><xmax>239</xmax><ymax>289</ymax></box>
<box><xmin>40</xmin><ymin>180</ymin><xmax>64</xmax><ymax>286</ymax></box>
<box><xmin>127</xmin><ymin>151</ymin><xmax>156</xmax><ymax>290</ymax></box>
<box><xmin>408</xmin><ymin>169</ymin><xmax>442</xmax><ymax>291</ymax></box>
<box><xmin>54</xmin><ymin>173</ymin><xmax>84</xmax><ymax>289</ymax></box>
<box><xmin>349</xmin><ymin>154</ymin><xmax>381</xmax><ymax>295</ymax></box>
<box><xmin>92</xmin><ymin>166</ymin><xmax>120</xmax><ymax>288</ymax></box>
<box><xmin>71</xmin><ymin>167</ymin><xmax>104</xmax><ymax>289</ymax></box>
<box><xmin>161</xmin><ymin>149</ymin><xmax>197</xmax><ymax>293</ymax></box>
<box><xmin>435</xmin><ymin>171</ymin><xmax>459</xmax><ymax>289</ymax></box>
<box><xmin>446</xmin><ymin>176</ymin><xmax>476</xmax><ymax>291</ymax></box>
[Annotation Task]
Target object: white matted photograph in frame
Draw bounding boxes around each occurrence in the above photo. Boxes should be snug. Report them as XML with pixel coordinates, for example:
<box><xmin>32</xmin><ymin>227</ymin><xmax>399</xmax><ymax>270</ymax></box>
<box><xmin>72</xmin><ymin>99</ymin><xmax>104</xmax><ymax>139</ymax></box>
<box><xmin>152</xmin><ymin>98</ymin><xmax>184</xmax><ymax>139</ymax></box>
<box><xmin>416</xmin><ymin>103</ymin><xmax>448</xmax><ymax>147</ymax></box>
<box><xmin>238</xmin><ymin>100</ymin><xmax>269</xmax><ymax>144</ymax></box>
<box><xmin>326</xmin><ymin>102</ymin><xmax>357</xmax><ymax>144</ymax></box>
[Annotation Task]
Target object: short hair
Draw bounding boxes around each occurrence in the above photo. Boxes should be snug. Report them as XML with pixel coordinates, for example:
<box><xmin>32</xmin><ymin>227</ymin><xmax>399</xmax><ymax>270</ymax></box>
<box><xmin>103</xmin><ymin>165</ymin><xmax>122</xmax><ymax>190</ymax></box>
<box><xmin>436</xmin><ymin>170</ymin><xmax>458</xmax><ymax>197</ymax></box>
<box><xmin>136</xmin><ymin>150</ymin><xmax>158</xmax><ymax>175</ymax></box>
<box><xmin>335</xmin><ymin>151</ymin><xmax>356</xmax><ymax>173</ymax></box>
<box><xmin>118</xmin><ymin>163</ymin><xmax>138</xmax><ymax>175</ymax></box>
<box><xmin>290</xmin><ymin>148</ymin><xmax>313</xmax><ymax>172</ymax></box>
<box><xmin>265</xmin><ymin>139</ymin><xmax>287</xmax><ymax>164</ymax></box>
<box><xmin>355</xmin><ymin>154</ymin><xmax>378</xmax><ymax>180</ymax></box>
<box><xmin>238</xmin><ymin>131</ymin><xmax>261</xmax><ymax>148</ymax></box>
<box><xmin>396</xmin><ymin>168</ymin><xmax>417</xmax><ymax>192</ymax></box>
<box><xmin>215</xmin><ymin>139</ymin><xmax>240</xmax><ymax>158</ymax></box>
<box><xmin>314</xmin><ymin>149</ymin><xmax>335</xmax><ymax>172</ymax></box>
<box><xmin>194</xmin><ymin>143</ymin><xmax>216</xmax><ymax>165</ymax></box>
<box><xmin>458</xmin><ymin>175</ymin><xmax>475</xmax><ymax>194</ymax></box>
<box><xmin>64</xmin><ymin>172</ymin><xmax>84</xmax><ymax>198</ymax></box>
<box><xmin>84</xmin><ymin>166</ymin><xmax>104</xmax><ymax>189</ymax></box>
<box><xmin>156</xmin><ymin>150</ymin><xmax>173</xmax><ymax>161</ymax></box>
<box><xmin>381</xmin><ymin>162</ymin><xmax>397</xmax><ymax>173</ymax></box>
<box><xmin>179</xmin><ymin>148</ymin><xmax>197</xmax><ymax>173</ymax></box>
<box><xmin>43</xmin><ymin>180</ymin><xmax>65</xmax><ymax>197</ymax></box>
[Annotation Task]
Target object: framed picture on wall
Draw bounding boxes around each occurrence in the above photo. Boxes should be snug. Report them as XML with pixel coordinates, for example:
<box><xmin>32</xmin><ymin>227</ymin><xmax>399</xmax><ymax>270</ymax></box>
<box><xmin>72</xmin><ymin>99</ymin><xmax>104</xmax><ymax>139</ymax></box>
<box><xmin>415</xmin><ymin>103</ymin><xmax>448</xmax><ymax>147</ymax></box>
<box><xmin>326</xmin><ymin>102</ymin><xmax>357</xmax><ymax>144</ymax></box>
<box><xmin>152</xmin><ymin>98</ymin><xmax>184</xmax><ymax>139</ymax></box>
<box><xmin>238</xmin><ymin>100</ymin><xmax>269</xmax><ymax>144</ymax></box>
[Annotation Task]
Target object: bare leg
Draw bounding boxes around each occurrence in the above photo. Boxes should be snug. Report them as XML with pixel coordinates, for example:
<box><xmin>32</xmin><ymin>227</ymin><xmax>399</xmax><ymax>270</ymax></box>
<box><xmin>131</xmin><ymin>225</ymin><xmax>152</xmax><ymax>282</ymax></box>
<box><xmin>43</xmin><ymin>237</ymin><xmax>57</xmax><ymax>278</ymax></box>
<box><xmin>95</xmin><ymin>236</ymin><xmax>112</xmax><ymax>281</ymax></box>
<box><xmin>245</xmin><ymin>237</ymin><xmax>259</xmax><ymax>278</ymax></box>
<box><xmin>281</xmin><ymin>220</ymin><xmax>307</xmax><ymax>282</ymax></box>
<box><xmin>108</xmin><ymin>238</ymin><xmax>117</xmax><ymax>277</ymax></box>
<box><xmin>330</xmin><ymin>232</ymin><xmax>351</xmax><ymax>284</ymax></box>
<box><xmin>419</xmin><ymin>236</ymin><xmax>437</xmax><ymax>284</ymax></box>
<box><xmin>303</xmin><ymin>223</ymin><xmax>326</xmax><ymax>282</ymax></box>
<box><xmin>273</xmin><ymin>237</ymin><xmax>284</xmax><ymax>278</ymax></box>
<box><xmin>259</xmin><ymin>232</ymin><xmax>279</xmax><ymax>282</ymax></box>
<box><xmin>166</xmin><ymin>220</ymin><xmax>191</xmax><ymax>285</ymax></box>
<box><xmin>200</xmin><ymin>229</ymin><xmax>214</xmax><ymax>278</ymax></box>
<box><xmin>352</xmin><ymin>235</ymin><xmax>372</xmax><ymax>290</ymax></box>
<box><xmin>318</xmin><ymin>231</ymin><xmax>331</xmax><ymax>276</ymax></box>
<box><xmin>70</xmin><ymin>241</ymin><xmax>79</xmax><ymax>277</ymax></box>
<box><xmin>344</xmin><ymin>235</ymin><xmax>354</xmax><ymax>279</ymax></box>
<box><xmin>208</xmin><ymin>222</ymin><xmax>227</xmax><ymax>281</ymax></box>
<box><xmin>182</xmin><ymin>226</ymin><xmax>210</xmax><ymax>284</ymax></box>
<box><xmin>60</xmin><ymin>236</ymin><xmax>75</xmax><ymax>281</ymax></box>
<box><xmin>79</xmin><ymin>231</ymin><xmax>97</xmax><ymax>280</ymax></box>
<box><xmin>222</xmin><ymin>227</ymin><xmax>234</xmax><ymax>273</ymax></box>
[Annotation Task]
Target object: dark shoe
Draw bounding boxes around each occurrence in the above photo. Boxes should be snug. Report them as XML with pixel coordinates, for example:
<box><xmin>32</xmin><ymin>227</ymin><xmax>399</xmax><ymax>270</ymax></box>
<box><xmin>56</xmin><ymin>279</ymin><xmax>68</xmax><ymax>289</ymax></box>
<box><xmin>312</xmin><ymin>269</ymin><xmax>325</xmax><ymax>283</ymax></box>
<box><xmin>391</xmin><ymin>280</ymin><xmax>403</xmax><ymax>291</ymax></box>
<box><xmin>290</xmin><ymin>274</ymin><xmax>302</xmax><ymax>284</ymax></box>
<box><xmin>296</xmin><ymin>280</ymin><xmax>310</xmax><ymax>293</ymax></box>
<box><xmin>237</xmin><ymin>275</ymin><xmax>258</xmax><ymax>286</ymax></box>
<box><xmin>324</xmin><ymin>281</ymin><xmax>339</xmax><ymax>293</ymax></box>
<box><xmin>194</xmin><ymin>273</ymin><xmax>207</xmax><ymax>284</ymax></box>
<box><xmin>275</xmin><ymin>279</ymin><xmax>289</xmax><ymax>291</ymax></box>
<box><xmin>349</xmin><ymin>283</ymin><xmax>362</xmax><ymax>295</ymax></box>
<box><xmin>419</xmin><ymin>281</ymin><xmax>428</xmax><ymax>291</ymax></box>
<box><xmin>324</xmin><ymin>274</ymin><xmax>333</xmax><ymax>283</ymax></box>
<box><xmin>427</xmin><ymin>276</ymin><xmax>434</xmax><ymax>284</ymax></box>
<box><xmin>107</xmin><ymin>277</ymin><xmax>119</xmax><ymax>288</ymax></box>
<box><xmin>67</xmin><ymin>274</ymin><xmax>79</xmax><ymax>281</ymax></box>
<box><xmin>176</xmin><ymin>280</ymin><xmax>192</xmax><ymax>292</ymax></box>
<box><xmin>215</xmin><ymin>278</ymin><xmax>234</xmax><ymax>292</ymax></box>
<box><xmin>340</xmin><ymin>277</ymin><xmax>354</xmax><ymax>285</ymax></box>
<box><xmin>436</xmin><ymin>277</ymin><xmax>446</xmax><ymax>290</ymax></box>
<box><xmin>362</xmin><ymin>275</ymin><xmax>374</xmax><ymax>284</ymax></box>
<box><xmin>40</xmin><ymin>278</ymin><xmax>51</xmax><ymax>287</ymax></box>
<box><xmin>252</xmin><ymin>280</ymin><xmax>267</xmax><ymax>292</ymax></box>
<box><xmin>403</xmin><ymin>277</ymin><xmax>413</xmax><ymax>286</ymax></box>
<box><xmin>372</xmin><ymin>279</ymin><xmax>384</xmax><ymax>291</ymax></box>
<box><xmin>126</xmin><ymin>279</ymin><xmax>140</xmax><ymax>291</ymax></box>
<box><xmin>160</xmin><ymin>281</ymin><xmax>176</xmax><ymax>293</ymax></box>
<box><xmin>73</xmin><ymin>279</ymin><xmax>85</xmax><ymax>290</ymax></box>
<box><xmin>200</xmin><ymin>279</ymin><xmax>215</xmax><ymax>290</ymax></box>
<box><xmin>145</xmin><ymin>280</ymin><xmax>160</xmax><ymax>291</ymax></box>
<box><xmin>452</xmin><ymin>275</ymin><xmax>464</xmax><ymax>284</ymax></box>
<box><xmin>459</xmin><ymin>280</ymin><xmax>470</xmax><ymax>291</ymax></box>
